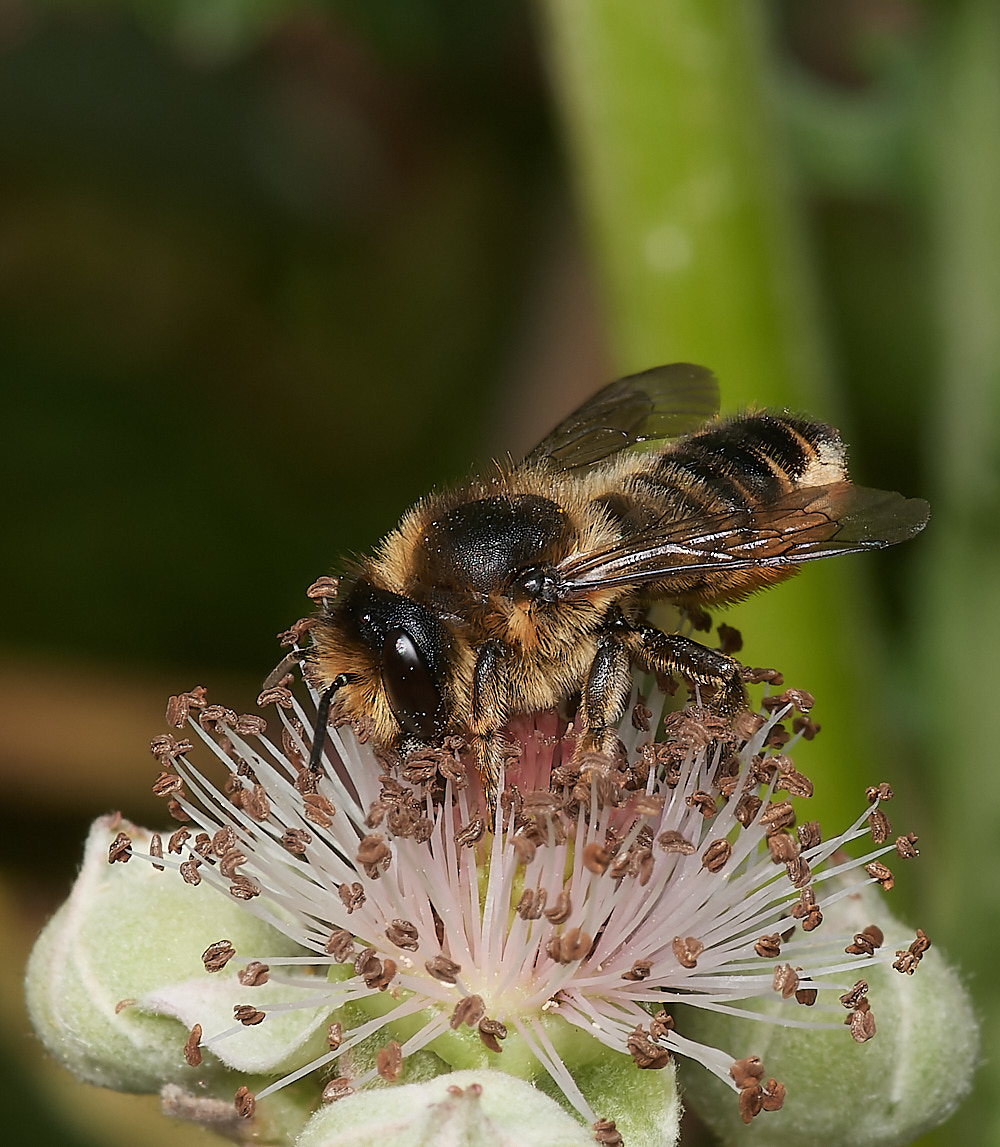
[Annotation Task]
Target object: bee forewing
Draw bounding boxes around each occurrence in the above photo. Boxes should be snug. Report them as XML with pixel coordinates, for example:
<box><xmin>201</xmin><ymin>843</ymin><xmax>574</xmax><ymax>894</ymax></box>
<box><xmin>525</xmin><ymin>363</ymin><xmax>720</xmax><ymax>472</ymax></box>
<box><xmin>556</xmin><ymin>482</ymin><xmax>930</xmax><ymax>594</ymax></box>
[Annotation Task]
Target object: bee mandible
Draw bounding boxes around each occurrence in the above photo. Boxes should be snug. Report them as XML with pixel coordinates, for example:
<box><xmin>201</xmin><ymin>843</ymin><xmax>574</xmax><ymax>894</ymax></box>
<box><xmin>301</xmin><ymin>364</ymin><xmax>929</xmax><ymax>817</ymax></box>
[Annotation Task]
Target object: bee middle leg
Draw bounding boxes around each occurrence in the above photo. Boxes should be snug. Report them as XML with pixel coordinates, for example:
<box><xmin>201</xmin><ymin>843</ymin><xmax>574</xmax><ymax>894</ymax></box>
<box><xmin>575</xmin><ymin>614</ymin><xmax>745</xmax><ymax>764</ymax></box>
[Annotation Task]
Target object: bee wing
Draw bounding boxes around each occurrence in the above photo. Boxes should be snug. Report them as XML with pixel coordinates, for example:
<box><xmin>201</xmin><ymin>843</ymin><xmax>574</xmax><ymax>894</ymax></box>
<box><xmin>525</xmin><ymin>363</ymin><xmax>720</xmax><ymax>472</ymax></box>
<box><xmin>556</xmin><ymin>483</ymin><xmax>930</xmax><ymax>594</ymax></box>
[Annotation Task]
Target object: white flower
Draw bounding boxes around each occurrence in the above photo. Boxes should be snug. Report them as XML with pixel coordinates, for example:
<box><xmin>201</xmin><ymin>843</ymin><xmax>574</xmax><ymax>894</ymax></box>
<box><xmin>27</xmin><ymin>660</ymin><xmax>974</xmax><ymax>1146</ymax></box>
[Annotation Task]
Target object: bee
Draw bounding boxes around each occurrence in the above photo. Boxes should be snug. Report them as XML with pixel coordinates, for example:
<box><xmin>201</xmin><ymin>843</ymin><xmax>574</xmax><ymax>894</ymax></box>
<box><xmin>304</xmin><ymin>363</ymin><xmax>929</xmax><ymax>815</ymax></box>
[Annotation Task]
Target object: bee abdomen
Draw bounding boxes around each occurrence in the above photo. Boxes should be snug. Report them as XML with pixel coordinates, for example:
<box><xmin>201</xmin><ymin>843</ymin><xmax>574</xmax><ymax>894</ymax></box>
<box><xmin>631</xmin><ymin>413</ymin><xmax>843</xmax><ymax>518</ymax></box>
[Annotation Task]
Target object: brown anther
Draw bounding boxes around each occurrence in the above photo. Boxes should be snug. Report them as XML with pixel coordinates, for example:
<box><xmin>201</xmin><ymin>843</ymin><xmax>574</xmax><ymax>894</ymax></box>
<box><xmin>550</xmin><ymin>927</ymin><xmax>591</xmax><ymax>964</ymax></box>
<box><xmin>202</xmin><ymin>940</ymin><xmax>237</xmax><ymax>972</ymax></box>
<box><xmin>238</xmin><ymin>962</ymin><xmax>270</xmax><ymax>987</ymax></box>
<box><xmin>772</xmin><ymin>756</ymin><xmax>814</xmax><ymax>798</ymax></box>
<box><xmin>657</xmin><ymin>829</ymin><xmax>696</xmax><ymax>855</ymax></box>
<box><xmin>179</xmin><ymin>858</ymin><xmax>202</xmax><ymax>884</ymax></box>
<box><xmin>865</xmin><ymin>860</ymin><xmax>895</xmax><ymax>890</ymax></box>
<box><xmin>839</xmin><ymin>980</ymin><xmax>869</xmax><ymax>1010</ymax></box>
<box><xmin>792</xmin><ymin>714</ymin><xmax>821</xmax><ymax>739</ymax></box>
<box><xmin>542</xmin><ymin>889</ymin><xmax>572</xmax><ymax>925</ymax></box>
<box><xmin>866</xmin><ymin>782</ymin><xmax>894</xmax><ymax>803</ymax></box>
<box><xmin>765</xmin><ymin>724</ymin><xmax>790</xmax><ymax>749</ymax></box>
<box><xmin>672</xmin><ymin>935</ymin><xmax>704</xmax><ymax>968</ymax></box>
<box><xmin>761</xmin><ymin>1078</ymin><xmax>786</xmax><ymax>1113</ymax></box>
<box><xmin>183</xmin><ymin>1024</ymin><xmax>202</xmax><ymax>1066</ymax></box>
<box><xmin>228</xmin><ymin>874</ymin><xmax>261</xmax><ymax>900</ymax></box>
<box><xmin>846</xmin><ymin>927</ymin><xmax>884</xmax><ymax>956</ymax></box>
<box><xmin>797</xmin><ymin>820</ymin><xmax>822</xmax><ymax>849</ymax></box>
<box><xmin>741</xmin><ymin>666</ymin><xmax>783</xmax><ymax>686</ymax></box>
<box><xmin>152</xmin><ymin>771</ymin><xmax>183</xmax><ymax>798</ymax></box>
<box><xmin>321</xmin><ymin>1077</ymin><xmax>353</xmax><ymax>1103</ymax></box>
<box><xmin>632</xmin><ymin>699</ymin><xmax>653</xmax><ymax>731</ymax></box>
<box><xmin>516</xmin><ymin>888</ymin><xmax>546</xmax><ymax>920</ymax></box>
<box><xmin>234</xmin><ymin>1005</ymin><xmax>266</xmax><ymax>1026</ymax></box>
<box><xmin>324</xmin><ymin>929</ymin><xmax>355</xmax><ymax>962</ymax></box>
<box><xmin>219</xmin><ymin>849</ymin><xmax>248</xmax><ymax>879</ymax></box>
<box><xmin>210</xmin><ymin>827</ymin><xmax>236</xmax><ymax>856</ymax></box>
<box><xmin>760</xmin><ymin>800</ymin><xmax>795</xmax><ymax>833</ymax></box>
<box><xmin>701</xmin><ymin>839</ymin><xmax>732</xmax><ymax>873</ymax></box>
<box><xmin>766</xmin><ymin>833</ymin><xmax>799</xmax><ymax>864</ymax></box>
<box><xmin>233</xmin><ymin>713</ymin><xmax>267</xmax><ymax>737</ymax></box>
<box><xmin>795</xmin><ymin>986</ymin><xmax>818</xmax><ymax>1005</ymax></box>
<box><xmin>512</xmin><ymin>833</ymin><xmax>537</xmax><ymax>865</ymax></box>
<box><xmin>234</xmin><ymin>1086</ymin><xmax>255</xmax><ymax>1119</ymax></box>
<box><xmin>302</xmin><ymin>792</ymin><xmax>336</xmax><ymax>827</ymax></box>
<box><xmin>454</xmin><ymin>817</ymin><xmax>486</xmax><ymax>847</ymax></box>
<box><xmin>478</xmin><ymin>1016</ymin><xmax>507</xmax><ymax>1053</ymax></box>
<box><xmin>621</xmin><ymin>960</ymin><xmax>652</xmax><ymax>982</ymax></box>
<box><xmin>790</xmin><ymin>887</ymin><xmax>823</xmax><ymax>931</ymax></box>
<box><xmin>868</xmin><ymin>808</ymin><xmax>892</xmax><ymax>844</ymax></box>
<box><xmin>149</xmin><ymin>833</ymin><xmax>164</xmax><ymax>871</ymax></box>
<box><xmin>733</xmin><ymin>710</ymin><xmax>766</xmax><ymax>740</ymax></box>
<box><xmin>894</xmin><ymin>929</ymin><xmax>931</xmax><ymax>973</ymax></box>
<box><xmin>165</xmin><ymin>687</ymin><xmax>207</xmax><ymax>729</ymax></box>
<box><xmin>649</xmin><ymin>1010</ymin><xmax>674</xmax><ymax>1041</ymax></box>
<box><xmin>848</xmin><ymin>1001</ymin><xmax>877</xmax><ymax>1042</ymax></box>
<box><xmin>326</xmin><ymin>1021</ymin><xmax>343</xmax><ymax>1050</ymax></box>
<box><xmin>785</xmin><ymin>855</ymin><xmax>812</xmax><ymax>888</ymax></box>
<box><xmin>192</xmin><ymin>833</ymin><xmax>214</xmax><ymax>861</ymax></box>
<box><xmin>376</xmin><ymin>1040</ymin><xmax>403</xmax><ymax>1082</ymax></box>
<box><xmin>730</xmin><ymin>1056</ymin><xmax>765</xmax><ymax>1089</ymax></box>
<box><xmin>687</xmin><ymin>790</ymin><xmax>718</xmax><ymax>818</ymax></box>
<box><xmin>338</xmin><ymin>882</ymin><xmax>366</xmax><ymax>913</ymax></box>
<box><xmin>734</xmin><ymin>792</ymin><xmax>763</xmax><ymax>827</ymax></box>
<box><xmin>592</xmin><ymin>1117</ymin><xmax>624</xmax><ymax>1147</ymax></box>
<box><xmin>717</xmin><ymin>622</ymin><xmax>743</xmax><ymax>654</ymax></box>
<box><xmin>627</xmin><ymin>1024</ymin><xmax>670</xmax><ymax>1069</ymax></box>
<box><xmin>168</xmin><ymin>828</ymin><xmax>190</xmax><ymax>853</ymax></box>
<box><xmin>772</xmin><ymin>963</ymin><xmax>800</xmax><ymax>998</ymax></box>
<box><xmin>306</xmin><ymin>576</ymin><xmax>341</xmax><ymax>600</ymax></box>
<box><xmin>108</xmin><ymin>833</ymin><xmax>132</xmax><ymax>863</ymax></box>
<box><xmin>582</xmin><ymin>841</ymin><xmax>612</xmax><ymax>872</ymax></box>
<box><xmin>450</xmin><ymin>995</ymin><xmax>486</xmax><ymax>1029</ymax></box>
<box><xmin>754</xmin><ymin>933</ymin><xmax>782</xmax><ymax>959</ymax></box>
<box><xmin>149</xmin><ymin>733</ymin><xmax>192</xmax><ymax>763</ymax></box>
<box><xmin>426</xmin><ymin>955</ymin><xmax>462</xmax><ymax>984</ymax></box>
<box><xmin>356</xmin><ymin>833</ymin><xmax>391</xmax><ymax>872</ymax></box>
<box><xmin>167</xmin><ymin>798</ymin><xmax>191</xmax><ymax>823</ymax></box>
<box><xmin>385</xmin><ymin>919</ymin><xmax>420</xmax><ymax>951</ymax></box>
<box><xmin>258</xmin><ymin>685</ymin><xmax>294</xmax><ymax>709</ymax></box>
<box><xmin>896</xmin><ymin>832</ymin><xmax>920</xmax><ymax>858</ymax></box>
<box><xmin>239</xmin><ymin>784</ymin><xmax>270</xmax><ymax>823</ymax></box>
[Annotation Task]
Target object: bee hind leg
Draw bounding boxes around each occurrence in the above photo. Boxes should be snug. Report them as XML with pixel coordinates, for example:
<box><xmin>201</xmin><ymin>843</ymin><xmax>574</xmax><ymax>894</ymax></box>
<box><xmin>625</xmin><ymin>621</ymin><xmax>746</xmax><ymax>715</ymax></box>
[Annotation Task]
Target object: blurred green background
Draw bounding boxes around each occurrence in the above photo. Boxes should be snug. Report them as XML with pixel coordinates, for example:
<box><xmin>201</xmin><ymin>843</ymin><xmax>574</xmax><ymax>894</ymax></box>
<box><xmin>1</xmin><ymin>1</ymin><xmax>995</xmax><ymax>1144</ymax></box>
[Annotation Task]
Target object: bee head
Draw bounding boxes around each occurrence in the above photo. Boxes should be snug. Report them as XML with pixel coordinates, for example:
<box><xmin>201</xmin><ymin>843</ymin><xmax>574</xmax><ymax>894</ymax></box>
<box><xmin>312</xmin><ymin>578</ymin><xmax>454</xmax><ymax>744</ymax></box>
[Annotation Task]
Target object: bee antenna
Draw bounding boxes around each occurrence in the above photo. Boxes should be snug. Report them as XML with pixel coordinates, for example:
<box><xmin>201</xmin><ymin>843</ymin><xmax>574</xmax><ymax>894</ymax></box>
<box><xmin>308</xmin><ymin>674</ymin><xmax>353</xmax><ymax>774</ymax></box>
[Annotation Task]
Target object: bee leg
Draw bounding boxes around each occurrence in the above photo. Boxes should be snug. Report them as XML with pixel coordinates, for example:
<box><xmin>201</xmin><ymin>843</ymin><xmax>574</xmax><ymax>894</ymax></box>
<box><xmin>577</xmin><ymin>629</ymin><xmax>634</xmax><ymax>759</ymax></box>
<box><xmin>625</xmin><ymin>621</ymin><xmax>746</xmax><ymax>714</ymax></box>
<box><xmin>469</xmin><ymin>641</ymin><xmax>510</xmax><ymax>824</ymax></box>
<box><xmin>571</xmin><ymin>627</ymin><xmax>634</xmax><ymax>805</ymax></box>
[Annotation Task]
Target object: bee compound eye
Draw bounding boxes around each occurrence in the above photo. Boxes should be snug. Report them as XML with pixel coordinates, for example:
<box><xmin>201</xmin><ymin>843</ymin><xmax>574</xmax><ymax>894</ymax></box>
<box><xmin>381</xmin><ymin>627</ymin><xmax>444</xmax><ymax>740</ymax></box>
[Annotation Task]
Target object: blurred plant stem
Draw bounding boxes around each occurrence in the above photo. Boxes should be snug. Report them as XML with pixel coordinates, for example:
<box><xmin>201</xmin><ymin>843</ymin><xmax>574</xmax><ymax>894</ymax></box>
<box><xmin>538</xmin><ymin>0</ymin><xmax>887</xmax><ymax>827</ymax></box>
<box><xmin>915</xmin><ymin>1</ymin><xmax>1000</xmax><ymax>1143</ymax></box>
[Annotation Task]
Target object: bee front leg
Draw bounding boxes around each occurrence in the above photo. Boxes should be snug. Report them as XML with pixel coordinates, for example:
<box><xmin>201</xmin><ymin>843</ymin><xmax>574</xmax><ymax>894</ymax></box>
<box><xmin>469</xmin><ymin>640</ymin><xmax>510</xmax><ymax>823</ymax></box>
<box><xmin>625</xmin><ymin>621</ymin><xmax>746</xmax><ymax>714</ymax></box>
